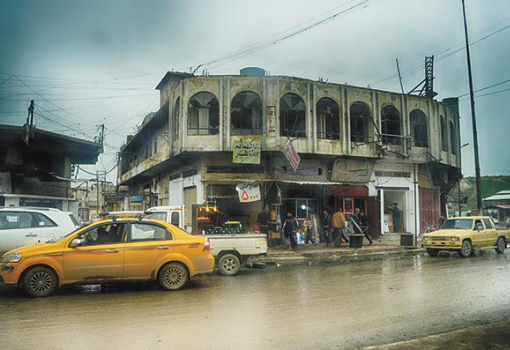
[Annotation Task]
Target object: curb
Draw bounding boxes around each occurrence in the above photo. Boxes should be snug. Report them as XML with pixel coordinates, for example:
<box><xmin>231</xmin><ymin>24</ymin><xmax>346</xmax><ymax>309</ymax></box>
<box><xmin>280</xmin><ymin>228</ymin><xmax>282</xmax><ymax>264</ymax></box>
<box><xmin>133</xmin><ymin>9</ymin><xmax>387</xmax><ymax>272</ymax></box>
<box><xmin>260</xmin><ymin>246</ymin><xmax>426</xmax><ymax>266</ymax></box>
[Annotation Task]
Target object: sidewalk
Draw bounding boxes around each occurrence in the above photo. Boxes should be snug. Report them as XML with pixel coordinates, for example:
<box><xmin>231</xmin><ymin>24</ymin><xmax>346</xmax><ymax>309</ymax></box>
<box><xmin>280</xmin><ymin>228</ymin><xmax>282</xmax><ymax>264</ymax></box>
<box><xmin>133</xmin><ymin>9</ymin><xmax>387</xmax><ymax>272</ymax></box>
<box><xmin>260</xmin><ymin>235</ymin><xmax>425</xmax><ymax>266</ymax></box>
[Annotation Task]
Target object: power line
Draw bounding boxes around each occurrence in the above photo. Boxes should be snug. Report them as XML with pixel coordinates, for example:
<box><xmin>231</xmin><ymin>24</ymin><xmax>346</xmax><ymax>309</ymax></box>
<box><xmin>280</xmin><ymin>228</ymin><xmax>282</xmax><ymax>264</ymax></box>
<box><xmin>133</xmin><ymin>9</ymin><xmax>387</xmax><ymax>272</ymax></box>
<box><xmin>368</xmin><ymin>18</ymin><xmax>510</xmax><ymax>87</ymax></box>
<box><xmin>195</xmin><ymin>0</ymin><xmax>376</xmax><ymax>73</ymax></box>
<box><xmin>458</xmin><ymin>77</ymin><xmax>510</xmax><ymax>98</ymax></box>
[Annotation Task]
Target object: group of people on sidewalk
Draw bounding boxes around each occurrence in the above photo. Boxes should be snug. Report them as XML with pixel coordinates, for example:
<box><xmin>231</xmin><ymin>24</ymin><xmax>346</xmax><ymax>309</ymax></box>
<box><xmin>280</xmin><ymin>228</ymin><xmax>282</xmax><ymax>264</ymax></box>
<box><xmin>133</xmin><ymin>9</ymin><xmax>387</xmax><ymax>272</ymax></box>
<box><xmin>278</xmin><ymin>207</ymin><xmax>373</xmax><ymax>250</ymax></box>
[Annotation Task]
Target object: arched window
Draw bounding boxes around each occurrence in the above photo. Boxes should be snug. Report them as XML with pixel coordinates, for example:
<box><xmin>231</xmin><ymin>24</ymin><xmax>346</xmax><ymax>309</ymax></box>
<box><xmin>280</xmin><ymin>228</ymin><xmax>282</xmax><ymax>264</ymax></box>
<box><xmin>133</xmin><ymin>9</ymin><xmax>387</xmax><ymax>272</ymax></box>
<box><xmin>280</xmin><ymin>93</ymin><xmax>306</xmax><ymax>138</ymax></box>
<box><xmin>188</xmin><ymin>92</ymin><xmax>219</xmax><ymax>135</ymax></box>
<box><xmin>440</xmin><ymin>116</ymin><xmax>447</xmax><ymax>151</ymax></box>
<box><xmin>231</xmin><ymin>91</ymin><xmax>262</xmax><ymax>135</ymax></box>
<box><xmin>317</xmin><ymin>98</ymin><xmax>340</xmax><ymax>140</ymax></box>
<box><xmin>173</xmin><ymin>97</ymin><xmax>180</xmax><ymax>141</ymax></box>
<box><xmin>350</xmin><ymin>102</ymin><xmax>371</xmax><ymax>143</ymax></box>
<box><xmin>381</xmin><ymin>105</ymin><xmax>401</xmax><ymax>145</ymax></box>
<box><xmin>450</xmin><ymin>121</ymin><xmax>457</xmax><ymax>155</ymax></box>
<box><xmin>410</xmin><ymin>109</ymin><xmax>428</xmax><ymax>147</ymax></box>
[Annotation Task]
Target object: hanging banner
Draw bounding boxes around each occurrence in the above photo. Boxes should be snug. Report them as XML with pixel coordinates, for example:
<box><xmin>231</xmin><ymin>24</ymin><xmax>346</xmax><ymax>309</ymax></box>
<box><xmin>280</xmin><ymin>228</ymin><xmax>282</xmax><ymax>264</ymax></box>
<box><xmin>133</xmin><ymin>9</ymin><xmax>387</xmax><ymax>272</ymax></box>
<box><xmin>236</xmin><ymin>183</ymin><xmax>261</xmax><ymax>203</ymax></box>
<box><xmin>232</xmin><ymin>136</ymin><xmax>261</xmax><ymax>164</ymax></box>
<box><xmin>284</xmin><ymin>141</ymin><xmax>301</xmax><ymax>172</ymax></box>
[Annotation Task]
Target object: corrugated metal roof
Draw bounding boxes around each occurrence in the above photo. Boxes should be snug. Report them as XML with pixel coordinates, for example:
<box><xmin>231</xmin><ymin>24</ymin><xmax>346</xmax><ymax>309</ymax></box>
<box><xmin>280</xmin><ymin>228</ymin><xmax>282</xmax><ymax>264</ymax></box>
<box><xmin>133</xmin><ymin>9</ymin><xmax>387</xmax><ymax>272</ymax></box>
<box><xmin>483</xmin><ymin>194</ymin><xmax>510</xmax><ymax>201</ymax></box>
<box><xmin>483</xmin><ymin>190</ymin><xmax>510</xmax><ymax>201</ymax></box>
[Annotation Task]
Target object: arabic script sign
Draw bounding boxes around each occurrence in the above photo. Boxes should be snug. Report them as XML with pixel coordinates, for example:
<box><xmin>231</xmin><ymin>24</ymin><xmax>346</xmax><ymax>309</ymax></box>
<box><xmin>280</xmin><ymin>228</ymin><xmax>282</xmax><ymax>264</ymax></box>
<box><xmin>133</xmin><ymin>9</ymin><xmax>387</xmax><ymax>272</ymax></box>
<box><xmin>232</xmin><ymin>136</ymin><xmax>261</xmax><ymax>164</ymax></box>
<box><xmin>236</xmin><ymin>183</ymin><xmax>261</xmax><ymax>203</ymax></box>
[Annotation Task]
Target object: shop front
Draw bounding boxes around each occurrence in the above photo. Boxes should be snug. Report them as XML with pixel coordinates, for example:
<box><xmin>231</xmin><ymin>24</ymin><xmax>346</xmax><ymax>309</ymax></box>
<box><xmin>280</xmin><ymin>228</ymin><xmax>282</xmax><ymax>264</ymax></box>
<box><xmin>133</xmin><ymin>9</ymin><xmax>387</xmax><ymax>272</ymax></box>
<box><xmin>198</xmin><ymin>180</ymin><xmax>376</xmax><ymax>244</ymax></box>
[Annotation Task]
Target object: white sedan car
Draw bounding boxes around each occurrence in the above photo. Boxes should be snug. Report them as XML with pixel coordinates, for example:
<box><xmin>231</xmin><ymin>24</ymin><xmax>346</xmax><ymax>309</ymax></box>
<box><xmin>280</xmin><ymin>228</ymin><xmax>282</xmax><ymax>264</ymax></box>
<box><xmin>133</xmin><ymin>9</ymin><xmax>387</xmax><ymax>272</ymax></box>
<box><xmin>0</xmin><ymin>207</ymin><xmax>80</xmax><ymax>255</ymax></box>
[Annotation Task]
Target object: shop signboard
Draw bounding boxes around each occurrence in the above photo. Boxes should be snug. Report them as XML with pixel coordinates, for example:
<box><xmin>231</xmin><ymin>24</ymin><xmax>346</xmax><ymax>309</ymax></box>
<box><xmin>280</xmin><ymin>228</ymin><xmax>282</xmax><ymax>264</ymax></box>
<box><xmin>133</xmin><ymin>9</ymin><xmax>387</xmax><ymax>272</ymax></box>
<box><xmin>232</xmin><ymin>136</ymin><xmax>261</xmax><ymax>164</ymax></box>
<box><xmin>130</xmin><ymin>194</ymin><xmax>144</xmax><ymax>207</ymax></box>
<box><xmin>284</xmin><ymin>141</ymin><xmax>300</xmax><ymax>172</ymax></box>
<box><xmin>104</xmin><ymin>193</ymin><xmax>123</xmax><ymax>202</ymax></box>
<box><xmin>236</xmin><ymin>183</ymin><xmax>261</xmax><ymax>203</ymax></box>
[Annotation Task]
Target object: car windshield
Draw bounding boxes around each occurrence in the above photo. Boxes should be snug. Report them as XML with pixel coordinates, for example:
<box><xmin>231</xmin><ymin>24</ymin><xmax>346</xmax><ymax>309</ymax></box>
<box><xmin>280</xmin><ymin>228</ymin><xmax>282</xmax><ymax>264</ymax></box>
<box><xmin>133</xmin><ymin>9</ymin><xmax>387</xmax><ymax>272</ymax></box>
<box><xmin>67</xmin><ymin>213</ymin><xmax>82</xmax><ymax>227</ymax></box>
<box><xmin>145</xmin><ymin>212</ymin><xmax>167</xmax><ymax>222</ymax></box>
<box><xmin>441</xmin><ymin>218</ymin><xmax>473</xmax><ymax>230</ymax></box>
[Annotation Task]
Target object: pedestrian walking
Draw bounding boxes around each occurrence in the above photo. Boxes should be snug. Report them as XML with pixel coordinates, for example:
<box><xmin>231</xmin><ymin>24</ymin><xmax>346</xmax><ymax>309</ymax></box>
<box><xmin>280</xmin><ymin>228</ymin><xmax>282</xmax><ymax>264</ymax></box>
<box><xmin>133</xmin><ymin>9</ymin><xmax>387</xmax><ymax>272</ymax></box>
<box><xmin>331</xmin><ymin>208</ymin><xmax>347</xmax><ymax>247</ymax></box>
<box><xmin>355</xmin><ymin>209</ymin><xmax>373</xmax><ymax>245</ymax></box>
<box><xmin>321</xmin><ymin>209</ymin><xmax>332</xmax><ymax>246</ymax></box>
<box><xmin>282</xmin><ymin>211</ymin><xmax>299</xmax><ymax>250</ymax></box>
<box><xmin>392</xmin><ymin>203</ymin><xmax>401</xmax><ymax>233</ymax></box>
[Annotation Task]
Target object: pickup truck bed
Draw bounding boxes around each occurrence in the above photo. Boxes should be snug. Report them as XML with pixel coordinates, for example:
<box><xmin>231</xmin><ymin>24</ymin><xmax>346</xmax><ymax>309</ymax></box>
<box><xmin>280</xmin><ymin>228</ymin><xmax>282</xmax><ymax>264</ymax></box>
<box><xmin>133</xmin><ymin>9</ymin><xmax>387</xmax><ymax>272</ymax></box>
<box><xmin>206</xmin><ymin>233</ymin><xmax>268</xmax><ymax>276</ymax></box>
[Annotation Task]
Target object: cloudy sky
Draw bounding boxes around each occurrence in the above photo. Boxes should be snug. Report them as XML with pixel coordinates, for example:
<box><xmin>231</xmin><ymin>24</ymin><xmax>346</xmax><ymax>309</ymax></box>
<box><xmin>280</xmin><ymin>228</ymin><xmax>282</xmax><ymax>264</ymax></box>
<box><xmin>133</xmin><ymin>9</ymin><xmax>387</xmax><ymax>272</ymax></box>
<box><xmin>1</xmin><ymin>0</ymin><xmax>509</xmax><ymax>182</ymax></box>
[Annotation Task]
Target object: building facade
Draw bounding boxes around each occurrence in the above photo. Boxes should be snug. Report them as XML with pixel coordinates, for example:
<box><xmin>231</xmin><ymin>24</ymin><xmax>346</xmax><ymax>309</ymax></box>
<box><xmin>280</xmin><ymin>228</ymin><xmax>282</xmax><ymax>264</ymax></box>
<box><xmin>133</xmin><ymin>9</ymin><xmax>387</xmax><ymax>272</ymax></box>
<box><xmin>0</xmin><ymin>124</ymin><xmax>102</xmax><ymax>215</ymax></box>
<box><xmin>118</xmin><ymin>69</ymin><xmax>461</xmax><ymax>236</ymax></box>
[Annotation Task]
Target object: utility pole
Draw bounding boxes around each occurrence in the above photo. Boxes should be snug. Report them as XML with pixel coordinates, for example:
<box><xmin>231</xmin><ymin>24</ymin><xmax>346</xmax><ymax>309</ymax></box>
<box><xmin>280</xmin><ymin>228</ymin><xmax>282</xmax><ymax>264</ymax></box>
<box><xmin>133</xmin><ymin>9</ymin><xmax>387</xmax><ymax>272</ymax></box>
<box><xmin>24</xmin><ymin>100</ymin><xmax>35</xmax><ymax>145</ymax></box>
<box><xmin>396</xmin><ymin>59</ymin><xmax>405</xmax><ymax>94</ymax></box>
<box><xmin>461</xmin><ymin>0</ymin><xmax>483</xmax><ymax>212</ymax></box>
<box><xmin>27</xmin><ymin>100</ymin><xmax>34</xmax><ymax>127</ymax></box>
<box><xmin>95</xmin><ymin>124</ymin><xmax>105</xmax><ymax>153</ymax></box>
<box><xmin>96</xmin><ymin>171</ymin><xmax>100</xmax><ymax>214</ymax></box>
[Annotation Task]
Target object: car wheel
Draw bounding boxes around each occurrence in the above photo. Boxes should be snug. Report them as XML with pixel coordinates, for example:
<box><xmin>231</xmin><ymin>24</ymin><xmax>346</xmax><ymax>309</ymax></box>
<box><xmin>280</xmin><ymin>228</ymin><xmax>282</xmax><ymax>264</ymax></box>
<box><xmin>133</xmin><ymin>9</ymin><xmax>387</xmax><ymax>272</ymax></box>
<box><xmin>158</xmin><ymin>263</ymin><xmax>188</xmax><ymax>291</ymax></box>
<box><xmin>459</xmin><ymin>240</ymin><xmax>473</xmax><ymax>258</ymax></box>
<box><xmin>217</xmin><ymin>254</ymin><xmax>241</xmax><ymax>276</ymax></box>
<box><xmin>23</xmin><ymin>266</ymin><xmax>58</xmax><ymax>297</ymax></box>
<box><xmin>426</xmin><ymin>248</ymin><xmax>439</xmax><ymax>257</ymax></box>
<box><xmin>495</xmin><ymin>237</ymin><xmax>506</xmax><ymax>254</ymax></box>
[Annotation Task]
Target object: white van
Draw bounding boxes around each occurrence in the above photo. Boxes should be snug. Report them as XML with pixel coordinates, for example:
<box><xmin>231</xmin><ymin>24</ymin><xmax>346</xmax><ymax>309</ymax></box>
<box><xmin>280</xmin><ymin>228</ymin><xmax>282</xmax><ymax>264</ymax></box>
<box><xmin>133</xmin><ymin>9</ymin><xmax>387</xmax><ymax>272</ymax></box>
<box><xmin>0</xmin><ymin>207</ymin><xmax>80</xmax><ymax>255</ymax></box>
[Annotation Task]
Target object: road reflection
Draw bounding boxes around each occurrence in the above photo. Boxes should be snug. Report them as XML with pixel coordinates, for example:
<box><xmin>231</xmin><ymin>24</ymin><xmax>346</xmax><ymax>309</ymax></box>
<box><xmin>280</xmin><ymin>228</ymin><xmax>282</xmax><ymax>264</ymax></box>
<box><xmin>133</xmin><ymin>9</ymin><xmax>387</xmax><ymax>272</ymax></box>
<box><xmin>1</xmin><ymin>252</ymin><xmax>510</xmax><ymax>350</ymax></box>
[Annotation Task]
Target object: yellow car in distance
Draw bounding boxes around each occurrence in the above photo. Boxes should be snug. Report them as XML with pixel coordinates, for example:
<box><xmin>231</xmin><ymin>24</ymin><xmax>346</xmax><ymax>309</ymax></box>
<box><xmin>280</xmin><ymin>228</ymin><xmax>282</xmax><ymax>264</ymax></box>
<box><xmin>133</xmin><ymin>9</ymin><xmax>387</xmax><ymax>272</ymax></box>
<box><xmin>0</xmin><ymin>217</ymin><xmax>214</xmax><ymax>297</ymax></box>
<box><xmin>422</xmin><ymin>216</ymin><xmax>510</xmax><ymax>258</ymax></box>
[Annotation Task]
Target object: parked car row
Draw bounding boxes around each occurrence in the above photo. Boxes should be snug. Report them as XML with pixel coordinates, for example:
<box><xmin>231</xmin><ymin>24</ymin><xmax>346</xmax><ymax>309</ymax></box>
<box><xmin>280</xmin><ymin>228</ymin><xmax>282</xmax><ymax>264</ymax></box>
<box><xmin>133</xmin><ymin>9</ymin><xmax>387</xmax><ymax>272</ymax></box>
<box><xmin>4</xmin><ymin>208</ymin><xmax>507</xmax><ymax>298</ymax></box>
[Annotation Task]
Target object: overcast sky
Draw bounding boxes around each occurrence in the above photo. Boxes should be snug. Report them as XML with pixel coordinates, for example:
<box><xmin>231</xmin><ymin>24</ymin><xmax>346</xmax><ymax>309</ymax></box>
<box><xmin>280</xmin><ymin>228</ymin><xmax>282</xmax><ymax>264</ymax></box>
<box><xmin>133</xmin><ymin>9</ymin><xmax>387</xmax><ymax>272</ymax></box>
<box><xmin>1</xmin><ymin>0</ymin><xmax>509</xmax><ymax>182</ymax></box>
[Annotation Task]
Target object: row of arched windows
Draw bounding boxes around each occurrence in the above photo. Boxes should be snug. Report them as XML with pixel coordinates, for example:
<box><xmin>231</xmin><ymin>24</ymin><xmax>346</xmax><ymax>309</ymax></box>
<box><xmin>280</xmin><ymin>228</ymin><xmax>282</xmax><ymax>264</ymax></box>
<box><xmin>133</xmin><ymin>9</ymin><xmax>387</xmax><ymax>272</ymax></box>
<box><xmin>179</xmin><ymin>91</ymin><xmax>456</xmax><ymax>150</ymax></box>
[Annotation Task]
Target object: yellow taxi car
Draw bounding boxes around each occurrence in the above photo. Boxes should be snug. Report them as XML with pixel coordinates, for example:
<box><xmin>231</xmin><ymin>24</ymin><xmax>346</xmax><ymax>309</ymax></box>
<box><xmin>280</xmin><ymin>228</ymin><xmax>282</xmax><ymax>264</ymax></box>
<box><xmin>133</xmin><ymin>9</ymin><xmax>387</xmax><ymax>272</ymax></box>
<box><xmin>0</xmin><ymin>217</ymin><xmax>214</xmax><ymax>297</ymax></box>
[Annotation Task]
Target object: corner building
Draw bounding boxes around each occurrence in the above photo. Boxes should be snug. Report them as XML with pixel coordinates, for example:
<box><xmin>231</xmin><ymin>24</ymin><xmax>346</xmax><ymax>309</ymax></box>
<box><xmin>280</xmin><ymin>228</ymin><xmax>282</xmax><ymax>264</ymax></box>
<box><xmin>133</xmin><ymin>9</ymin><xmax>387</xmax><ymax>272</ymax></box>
<box><xmin>118</xmin><ymin>69</ymin><xmax>461</xmax><ymax>237</ymax></box>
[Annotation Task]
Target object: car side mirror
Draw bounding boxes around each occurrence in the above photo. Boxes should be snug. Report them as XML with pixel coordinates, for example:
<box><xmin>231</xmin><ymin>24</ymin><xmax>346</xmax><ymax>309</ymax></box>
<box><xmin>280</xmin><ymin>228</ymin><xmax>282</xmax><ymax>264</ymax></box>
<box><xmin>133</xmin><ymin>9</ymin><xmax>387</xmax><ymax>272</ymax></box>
<box><xmin>69</xmin><ymin>238</ymin><xmax>84</xmax><ymax>247</ymax></box>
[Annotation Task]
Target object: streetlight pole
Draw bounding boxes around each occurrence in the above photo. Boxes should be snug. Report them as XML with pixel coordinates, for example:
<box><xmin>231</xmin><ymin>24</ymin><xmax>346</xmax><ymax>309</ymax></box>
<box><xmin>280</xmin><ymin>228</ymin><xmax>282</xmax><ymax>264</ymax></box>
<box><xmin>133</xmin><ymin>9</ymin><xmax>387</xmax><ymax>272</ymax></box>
<box><xmin>461</xmin><ymin>0</ymin><xmax>483</xmax><ymax>212</ymax></box>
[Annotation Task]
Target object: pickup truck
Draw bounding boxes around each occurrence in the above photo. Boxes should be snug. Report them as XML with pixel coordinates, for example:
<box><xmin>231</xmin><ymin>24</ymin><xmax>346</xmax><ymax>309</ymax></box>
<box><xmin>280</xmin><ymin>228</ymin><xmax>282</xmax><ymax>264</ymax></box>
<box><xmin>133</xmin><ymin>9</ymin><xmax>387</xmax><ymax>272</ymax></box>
<box><xmin>145</xmin><ymin>206</ymin><xmax>268</xmax><ymax>275</ymax></box>
<box><xmin>422</xmin><ymin>216</ymin><xmax>510</xmax><ymax>258</ymax></box>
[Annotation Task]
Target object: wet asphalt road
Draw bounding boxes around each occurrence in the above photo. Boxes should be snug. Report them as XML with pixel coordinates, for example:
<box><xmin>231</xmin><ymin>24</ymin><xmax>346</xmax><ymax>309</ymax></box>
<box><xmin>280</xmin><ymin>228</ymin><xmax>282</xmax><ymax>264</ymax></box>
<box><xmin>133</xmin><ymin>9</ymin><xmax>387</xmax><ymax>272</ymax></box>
<box><xmin>1</xmin><ymin>251</ymin><xmax>510</xmax><ymax>350</ymax></box>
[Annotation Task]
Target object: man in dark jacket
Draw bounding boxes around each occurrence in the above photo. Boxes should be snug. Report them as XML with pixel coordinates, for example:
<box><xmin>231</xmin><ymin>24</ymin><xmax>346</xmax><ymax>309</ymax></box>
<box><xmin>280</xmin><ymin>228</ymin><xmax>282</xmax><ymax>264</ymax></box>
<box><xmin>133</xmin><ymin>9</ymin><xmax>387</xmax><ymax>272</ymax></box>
<box><xmin>282</xmin><ymin>211</ymin><xmax>299</xmax><ymax>250</ymax></box>
<box><xmin>321</xmin><ymin>209</ymin><xmax>332</xmax><ymax>246</ymax></box>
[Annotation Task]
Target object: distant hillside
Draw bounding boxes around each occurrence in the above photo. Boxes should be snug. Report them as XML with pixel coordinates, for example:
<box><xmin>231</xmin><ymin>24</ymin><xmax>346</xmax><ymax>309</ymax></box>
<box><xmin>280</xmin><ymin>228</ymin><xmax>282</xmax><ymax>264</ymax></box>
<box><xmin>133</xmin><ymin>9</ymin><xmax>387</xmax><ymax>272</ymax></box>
<box><xmin>459</xmin><ymin>176</ymin><xmax>510</xmax><ymax>210</ymax></box>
